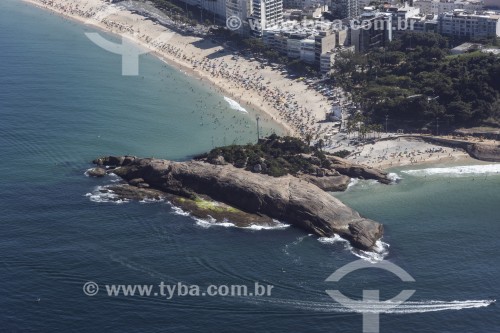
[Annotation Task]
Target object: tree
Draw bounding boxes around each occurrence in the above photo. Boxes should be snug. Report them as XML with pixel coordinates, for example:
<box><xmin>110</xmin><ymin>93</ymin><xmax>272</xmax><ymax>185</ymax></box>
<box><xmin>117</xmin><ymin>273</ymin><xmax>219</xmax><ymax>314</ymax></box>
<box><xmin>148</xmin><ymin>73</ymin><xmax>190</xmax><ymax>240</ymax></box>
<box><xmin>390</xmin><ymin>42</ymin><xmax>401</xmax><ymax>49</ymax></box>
<box><xmin>335</xmin><ymin>32</ymin><xmax>499</xmax><ymax>131</ymax></box>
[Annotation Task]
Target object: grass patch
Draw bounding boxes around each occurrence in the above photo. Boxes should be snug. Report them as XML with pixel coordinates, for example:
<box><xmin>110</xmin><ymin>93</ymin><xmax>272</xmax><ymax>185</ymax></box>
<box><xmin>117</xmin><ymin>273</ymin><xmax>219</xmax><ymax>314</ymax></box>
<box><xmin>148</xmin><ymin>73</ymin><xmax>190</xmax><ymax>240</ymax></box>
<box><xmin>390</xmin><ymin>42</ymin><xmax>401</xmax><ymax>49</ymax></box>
<box><xmin>192</xmin><ymin>197</ymin><xmax>240</xmax><ymax>213</ymax></box>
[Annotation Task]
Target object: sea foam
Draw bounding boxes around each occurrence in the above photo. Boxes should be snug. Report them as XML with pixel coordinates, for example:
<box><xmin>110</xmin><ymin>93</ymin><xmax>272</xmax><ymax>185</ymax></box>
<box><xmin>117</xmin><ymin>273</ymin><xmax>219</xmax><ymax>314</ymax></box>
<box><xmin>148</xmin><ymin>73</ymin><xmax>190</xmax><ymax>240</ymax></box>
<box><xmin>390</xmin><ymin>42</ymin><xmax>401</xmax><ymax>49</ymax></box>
<box><xmin>224</xmin><ymin>96</ymin><xmax>248</xmax><ymax>113</ymax></box>
<box><xmin>387</xmin><ymin>172</ymin><xmax>402</xmax><ymax>183</ymax></box>
<box><xmin>403</xmin><ymin>164</ymin><xmax>500</xmax><ymax>177</ymax></box>
<box><xmin>194</xmin><ymin>217</ymin><xmax>289</xmax><ymax>230</ymax></box>
<box><xmin>170</xmin><ymin>205</ymin><xmax>290</xmax><ymax>231</ymax></box>
<box><xmin>85</xmin><ymin>186</ymin><xmax>129</xmax><ymax>204</ymax></box>
<box><xmin>319</xmin><ymin>234</ymin><xmax>390</xmax><ymax>263</ymax></box>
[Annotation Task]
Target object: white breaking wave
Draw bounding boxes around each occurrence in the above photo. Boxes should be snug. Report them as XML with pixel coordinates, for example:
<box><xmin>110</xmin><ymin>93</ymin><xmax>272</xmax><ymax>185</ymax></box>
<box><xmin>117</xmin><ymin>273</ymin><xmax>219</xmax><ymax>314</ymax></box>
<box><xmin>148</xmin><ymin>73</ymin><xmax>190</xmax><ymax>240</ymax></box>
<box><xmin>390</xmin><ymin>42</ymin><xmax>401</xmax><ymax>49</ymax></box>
<box><xmin>254</xmin><ymin>297</ymin><xmax>495</xmax><ymax>314</ymax></box>
<box><xmin>319</xmin><ymin>235</ymin><xmax>389</xmax><ymax>263</ymax></box>
<box><xmin>139</xmin><ymin>197</ymin><xmax>165</xmax><ymax>203</ymax></box>
<box><xmin>86</xmin><ymin>183</ymin><xmax>163</xmax><ymax>204</ymax></box>
<box><xmin>224</xmin><ymin>96</ymin><xmax>248</xmax><ymax>113</ymax></box>
<box><xmin>195</xmin><ymin>217</ymin><xmax>289</xmax><ymax>230</ymax></box>
<box><xmin>243</xmin><ymin>220</ymin><xmax>290</xmax><ymax>230</ymax></box>
<box><xmin>195</xmin><ymin>216</ymin><xmax>235</xmax><ymax>229</ymax></box>
<box><xmin>107</xmin><ymin>172</ymin><xmax>122</xmax><ymax>183</ymax></box>
<box><xmin>170</xmin><ymin>205</ymin><xmax>190</xmax><ymax>216</ymax></box>
<box><xmin>85</xmin><ymin>186</ymin><xmax>129</xmax><ymax>204</ymax></box>
<box><xmin>195</xmin><ymin>218</ymin><xmax>236</xmax><ymax>229</ymax></box>
<box><xmin>403</xmin><ymin>164</ymin><xmax>500</xmax><ymax>177</ymax></box>
<box><xmin>346</xmin><ymin>178</ymin><xmax>379</xmax><ymax>190</ymax></box>
<box><xmin>347</xmin><ymin>178</ymin><xmax>359</xmax><ymax>188</ymax></box>
<box><xmin>170</xmin><ymin>205</ymin><xmax>290</xmax><ymax>231</ymax></box>
<box><xmin>387</xmin><ymin>172</ymin><xmax>402</xmax><ymax>183</ymax></box>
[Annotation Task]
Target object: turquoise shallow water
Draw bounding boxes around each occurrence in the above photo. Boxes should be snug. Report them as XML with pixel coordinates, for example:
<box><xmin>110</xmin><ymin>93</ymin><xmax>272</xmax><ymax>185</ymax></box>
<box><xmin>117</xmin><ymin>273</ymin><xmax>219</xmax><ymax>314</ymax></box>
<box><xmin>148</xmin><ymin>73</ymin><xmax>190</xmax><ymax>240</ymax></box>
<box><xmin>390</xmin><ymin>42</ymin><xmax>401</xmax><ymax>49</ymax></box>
<box><xmin>1</xmin><ymin>1</ymin><xmax>499</xmax><ymax>332</ymax></box>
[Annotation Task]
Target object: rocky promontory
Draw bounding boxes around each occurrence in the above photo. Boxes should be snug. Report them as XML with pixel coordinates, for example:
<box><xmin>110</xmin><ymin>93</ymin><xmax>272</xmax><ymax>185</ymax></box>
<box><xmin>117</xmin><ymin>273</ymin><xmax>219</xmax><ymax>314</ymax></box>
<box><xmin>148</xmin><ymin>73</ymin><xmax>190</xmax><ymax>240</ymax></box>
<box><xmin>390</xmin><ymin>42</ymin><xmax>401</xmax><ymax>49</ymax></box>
<box><xmin>92</xmin><ymin>155</ymin><xmax>384</xmax><ymax>251</ymax></box>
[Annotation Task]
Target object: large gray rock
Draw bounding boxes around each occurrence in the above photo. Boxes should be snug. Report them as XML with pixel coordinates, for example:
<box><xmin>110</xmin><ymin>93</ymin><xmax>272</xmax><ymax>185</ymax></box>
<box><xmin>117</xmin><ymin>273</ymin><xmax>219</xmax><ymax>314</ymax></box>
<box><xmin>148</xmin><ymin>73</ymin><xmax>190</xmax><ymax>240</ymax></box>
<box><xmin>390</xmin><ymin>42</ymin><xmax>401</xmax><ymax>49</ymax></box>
<box><xmin>300</xmin><ymin>174</ymin><xmax>351</xmax><ymax>192</ymax></box>
<box><xmin>466</xmin><ymin>143</ymin><xmax>500</xmax><ymax>162</ymax></box>
<box><xmin>95</xmin><ymin>156</ymin><xmax>384</xmax><ymax>250</ymax></box>
<box><xmin>86</xmin><ymin>167</ymin><xmax>107</xmax><ymax>177</ymax></box>
<box><xmin>328</xmin><ymin>156</ymin><xmax>391</xmax><ymax>184</ymax></box>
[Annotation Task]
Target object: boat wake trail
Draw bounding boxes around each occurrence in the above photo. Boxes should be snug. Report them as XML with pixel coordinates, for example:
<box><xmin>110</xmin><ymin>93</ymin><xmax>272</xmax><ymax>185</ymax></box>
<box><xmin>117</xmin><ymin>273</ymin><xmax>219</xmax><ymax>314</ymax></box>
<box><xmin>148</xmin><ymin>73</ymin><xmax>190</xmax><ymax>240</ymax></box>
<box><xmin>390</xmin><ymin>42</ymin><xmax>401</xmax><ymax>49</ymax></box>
<box><xmin>253</xmin><ymin>297</ymin><xmax>495</xmax><ymax>314</ymax></box>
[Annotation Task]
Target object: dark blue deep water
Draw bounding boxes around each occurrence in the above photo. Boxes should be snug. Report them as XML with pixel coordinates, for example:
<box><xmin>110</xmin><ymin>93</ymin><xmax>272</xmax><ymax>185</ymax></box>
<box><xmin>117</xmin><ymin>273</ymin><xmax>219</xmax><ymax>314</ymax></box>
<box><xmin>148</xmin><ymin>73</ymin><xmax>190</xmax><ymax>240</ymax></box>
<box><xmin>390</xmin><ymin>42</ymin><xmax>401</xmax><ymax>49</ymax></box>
<box><xmin>1</xmin><ymin>1</ymin><xmax>499</xmax><ymax>332</ymax></box>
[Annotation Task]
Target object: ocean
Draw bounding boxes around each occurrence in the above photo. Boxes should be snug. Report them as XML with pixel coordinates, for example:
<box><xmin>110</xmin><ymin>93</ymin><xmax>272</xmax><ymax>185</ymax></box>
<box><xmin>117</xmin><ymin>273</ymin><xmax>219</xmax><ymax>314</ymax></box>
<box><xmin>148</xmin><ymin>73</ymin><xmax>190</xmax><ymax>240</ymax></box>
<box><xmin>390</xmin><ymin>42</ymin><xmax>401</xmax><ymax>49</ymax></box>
<box><xmin>1</xmin><ymin>1</ymin><xmax>499</xmax><ymax>332</ymax></box>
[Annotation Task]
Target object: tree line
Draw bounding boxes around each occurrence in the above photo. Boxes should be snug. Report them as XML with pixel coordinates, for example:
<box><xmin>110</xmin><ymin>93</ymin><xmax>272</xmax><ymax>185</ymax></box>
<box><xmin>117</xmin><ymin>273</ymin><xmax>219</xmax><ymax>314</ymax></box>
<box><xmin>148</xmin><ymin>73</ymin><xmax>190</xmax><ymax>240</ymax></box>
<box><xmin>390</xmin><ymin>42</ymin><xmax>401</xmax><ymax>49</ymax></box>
<box><xmin>333</xmin><ymin>32</ymin><xmax>500</xmax><ymax>132</ymax></box>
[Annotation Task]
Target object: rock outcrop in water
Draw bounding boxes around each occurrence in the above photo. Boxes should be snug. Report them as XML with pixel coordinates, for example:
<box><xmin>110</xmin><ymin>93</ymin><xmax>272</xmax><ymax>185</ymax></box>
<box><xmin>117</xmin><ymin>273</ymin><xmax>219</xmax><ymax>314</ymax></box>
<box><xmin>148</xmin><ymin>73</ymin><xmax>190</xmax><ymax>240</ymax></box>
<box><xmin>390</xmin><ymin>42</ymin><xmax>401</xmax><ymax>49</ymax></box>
<box><xmin>86</xmin><ymin>167</ymin><xmax>107</xmax><ymax>177</ymax></box>
<box><xmin>197</xmin><ymin>135</ymin><xmax>392</xmax><ymax>187</ymax></box>
<box><xmin>465</xmin><ymin>143</ymin><xmax>500</xmax><ymax>162</ymax></box>
<box><xmin>327</xmin><ymin>156</ymin><xmax>392</xmax><ymax>184</ymax></box>
<box><xmin>93</xmin><ymin>156</ymin><xmax>384</xmax><ymax>250</ymax></box>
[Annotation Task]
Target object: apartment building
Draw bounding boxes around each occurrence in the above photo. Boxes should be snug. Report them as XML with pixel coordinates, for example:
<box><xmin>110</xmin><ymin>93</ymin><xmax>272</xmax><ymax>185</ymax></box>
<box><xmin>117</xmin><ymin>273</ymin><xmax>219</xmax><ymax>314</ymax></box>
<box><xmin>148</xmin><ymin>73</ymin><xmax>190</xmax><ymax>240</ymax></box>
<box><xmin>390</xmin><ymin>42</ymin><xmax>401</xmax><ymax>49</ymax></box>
<box><xmin>413</xmin><ymin>0</ymin><xmax>484</xmax><ymax>15</ymax></box>
<box><xmin>263</xmin><ymin>25</ymin><xmax>348</xmax><ymax>65</ymax></box>
<box><xmin>251</xmin><ymin>0</ymin><xmax>284</xmax><ymax>34</ymax></box>
<box><xmin>332</xmin><ymin>0</ymin><xmax>360</xmax><ymax>19</ymax></box>
<box><xmin>180</xmin><ymin>0</ymin><xmax>228</xmax><ymax>19</ymax></box>
<box><xmin>439</xmin><ymin>9</ymin><xmax>500</xmax><ymax>38</ymax></box>
<box><xmin>350</xmin><ymin>8</ymin><xmax>393</xmax><ymax>52</ymax></box>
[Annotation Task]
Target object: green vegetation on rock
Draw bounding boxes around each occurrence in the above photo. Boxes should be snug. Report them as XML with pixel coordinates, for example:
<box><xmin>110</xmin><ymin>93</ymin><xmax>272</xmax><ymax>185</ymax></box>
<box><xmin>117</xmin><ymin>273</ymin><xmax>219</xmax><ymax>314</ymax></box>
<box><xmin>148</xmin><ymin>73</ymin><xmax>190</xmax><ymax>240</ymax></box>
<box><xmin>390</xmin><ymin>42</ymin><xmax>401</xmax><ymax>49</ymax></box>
<box><xmin>199</xmin><ymin>134</ymin><xmax>333</xmax><ymax>177</ymax></box>
<box><xmin>192</xmin><ymin>197</ymin><xmax>240</xmax><ymax>213</ymax></box>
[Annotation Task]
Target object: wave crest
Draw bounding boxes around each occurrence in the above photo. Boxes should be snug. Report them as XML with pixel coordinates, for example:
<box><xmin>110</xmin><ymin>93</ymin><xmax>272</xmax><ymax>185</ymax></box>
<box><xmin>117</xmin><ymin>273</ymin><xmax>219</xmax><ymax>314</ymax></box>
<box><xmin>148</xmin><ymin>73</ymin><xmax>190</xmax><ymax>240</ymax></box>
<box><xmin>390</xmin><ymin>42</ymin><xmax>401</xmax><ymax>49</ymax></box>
<box><xmin>319</xmin><ymin>235</ymin><xmax>389</xmax><ymax>263</ymax></box>
<box><xmin>224</xmin><ymin>96</ymin><xmax>248</xmax><ymax>113</ymax></box>
<box><xmin>85</xmin><ymin>186</ymin><xmax>129</xmax><ymax>204</ymax></box>
<box><xmin>403</xmin><ymin>164</ymin><xmax>500</xmax><ymax>177</ymax></box>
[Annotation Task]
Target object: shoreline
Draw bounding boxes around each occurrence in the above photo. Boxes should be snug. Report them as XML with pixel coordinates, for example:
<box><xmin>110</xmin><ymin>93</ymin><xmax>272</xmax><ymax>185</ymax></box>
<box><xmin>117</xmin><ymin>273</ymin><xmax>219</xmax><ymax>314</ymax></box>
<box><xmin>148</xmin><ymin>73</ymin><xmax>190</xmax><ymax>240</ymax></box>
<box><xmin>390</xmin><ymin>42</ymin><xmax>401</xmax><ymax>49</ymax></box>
<box><xmin>19</xmin><ymin>0</ymin><xmax>499</xmax><ymax>172</ymax></box>
<box><xmin>328</xmin><ymin>135</ymin><xmax>499</xmax><ymax>170</ymax></box>
<box><xmin>21</xmin><ymin>0</ymin><xmax>336</xmax><ymax>138</ymax></box>
<box><xmin>22</xmin><ymin>0</ymin><xmax>281</xmax><ymax>133</ymax></box>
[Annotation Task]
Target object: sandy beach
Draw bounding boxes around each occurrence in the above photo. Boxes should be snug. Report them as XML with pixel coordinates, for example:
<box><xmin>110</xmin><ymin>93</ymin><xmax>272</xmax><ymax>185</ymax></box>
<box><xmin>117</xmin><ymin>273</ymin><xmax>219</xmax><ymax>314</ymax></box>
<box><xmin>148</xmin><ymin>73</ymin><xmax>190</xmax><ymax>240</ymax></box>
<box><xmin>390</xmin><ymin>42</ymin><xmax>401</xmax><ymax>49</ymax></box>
<box><xmin>22</xmin><ymin>0</ymin><xmax>339</xmax><ymax>139</ymax></box>
<box><xmin>326</xmin><ymin>134</ymin><xmax>489</xmax><ymax>170</ymax></box>
<box><xmin>21</xmin><ymin>0</ymin><xmax>498</xmax><ymax>172</ymax></box>
<box><xmin>347</xmin><ymin>137</ymin><xmax>472</xmax><ymax>169</ymax></box>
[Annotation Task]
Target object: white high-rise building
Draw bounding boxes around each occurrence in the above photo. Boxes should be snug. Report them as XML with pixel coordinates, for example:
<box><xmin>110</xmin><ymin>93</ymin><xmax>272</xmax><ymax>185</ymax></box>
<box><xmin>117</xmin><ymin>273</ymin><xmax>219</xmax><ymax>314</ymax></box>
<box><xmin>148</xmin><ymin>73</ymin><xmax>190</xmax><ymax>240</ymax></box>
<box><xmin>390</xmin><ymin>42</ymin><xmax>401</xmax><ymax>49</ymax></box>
<box><xmin>439</xmin><ymin>9</ymin><xmax>500</xmax><ymax>38</ymax></box>
<box><xmin>413</xmin><ymin>0</ymin><xmax>484</xmax><ymax>15</ymax></box>
<box><xmin>177</xmin><ymin>0</ymin><xmax>284</xmax><ymax>36</ymax></box>
<box><xmin>251</xmin><ymin>0</ymin><xmax>284</xmax><ymax>34</ymax></box>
